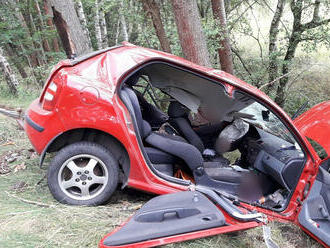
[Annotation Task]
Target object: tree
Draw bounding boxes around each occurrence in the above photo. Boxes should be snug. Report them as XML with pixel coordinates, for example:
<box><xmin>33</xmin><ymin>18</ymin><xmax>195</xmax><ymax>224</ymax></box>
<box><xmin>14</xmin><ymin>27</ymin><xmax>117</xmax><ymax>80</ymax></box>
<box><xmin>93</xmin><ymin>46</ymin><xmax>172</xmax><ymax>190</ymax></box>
<box><xmin>94</xmin><ymin>0</ymin><xmax>103</xmax><ymax>49</ymax></box>
<box><xmin>11</xmin><ymin>0</ymin><xmax>41</xmax><ymax>67</ymax></box>
<box><xmin>99</xmin><ymin>1</ymin><xmax>109</xmax><ymax>48</ymax></box>
<box><xmin>43</xmin><ymin>0</ymin><xmax>60</xmax><ymax>53</ymax></box>
<box><xmin>75</xmin><ymin>0</ymin><xmax>92</xmax><ymax>48</ymax></box>
<box><xmin>141</xmin><ymin>0</ymin><xmax>172</xmax><ymax>53</ymax></box>
<box><xmin>171</xmin><ymin>0</ymin><xmax>211</xmax><ymax>67</ymax></box>
<box><xmin>34</xmin><ymin>0</ymin><xmax>52</xmax><ymax>61</ymax></box>
<box><xmin>47</xmin><ymin>0</ymin><xmax>92</xmax><ymax>58</ymax></box>
<box><xmin>265</xmin><ymin>0</ymin><xmax>285</xmax><ymax>95</ymax></box>
<box><xmin>0</xmin><ymin>47</ymin><xmax>19</xmax><ymax>95</ymax></box>
<box><xmin>211</xmin><ymin>0</ymin><xmax>234</xmax><ymax>74</ymax></box>
<box><xmin>120</xmin><ymin>0</ymin><xmax>129</xmax><ymax>42</ymax></box>
<box><xmin>272</xmin><ymin>0</ymin><xmax>330</xmax><ymax>106</ymax></box>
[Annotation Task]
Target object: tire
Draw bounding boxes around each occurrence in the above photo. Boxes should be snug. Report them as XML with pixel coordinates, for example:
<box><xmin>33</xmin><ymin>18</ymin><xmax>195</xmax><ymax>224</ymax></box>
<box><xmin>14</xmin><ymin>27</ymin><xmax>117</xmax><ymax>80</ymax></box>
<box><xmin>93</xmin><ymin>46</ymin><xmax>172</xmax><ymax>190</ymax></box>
<box><xmin>47</xmin><ymin>141</ymin><xmax>119</xmax><ymax>206</ymax></box>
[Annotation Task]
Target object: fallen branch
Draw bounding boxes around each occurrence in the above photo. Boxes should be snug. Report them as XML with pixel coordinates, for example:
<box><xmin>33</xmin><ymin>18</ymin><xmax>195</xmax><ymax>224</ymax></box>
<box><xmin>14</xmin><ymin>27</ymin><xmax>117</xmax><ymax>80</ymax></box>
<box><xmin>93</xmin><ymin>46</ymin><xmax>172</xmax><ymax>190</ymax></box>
<box><xmin>5</xmin><ymin>191</ymin><xmax>55</xmax><ymax>208</ymax></box>
<box><xmin>0</xmin><ymin>107</ymin><xmax>22</xmax><ymax>119</ymax></box>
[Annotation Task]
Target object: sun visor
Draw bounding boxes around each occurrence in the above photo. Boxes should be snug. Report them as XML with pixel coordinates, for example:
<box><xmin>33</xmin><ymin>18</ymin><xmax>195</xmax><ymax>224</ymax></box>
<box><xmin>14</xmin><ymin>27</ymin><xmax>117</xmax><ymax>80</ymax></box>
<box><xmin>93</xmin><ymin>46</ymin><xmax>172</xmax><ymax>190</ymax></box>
<box><xmin>162</xmin><ymin>87</ymin><xmax>200</xmax><ymax>113</ymax></box>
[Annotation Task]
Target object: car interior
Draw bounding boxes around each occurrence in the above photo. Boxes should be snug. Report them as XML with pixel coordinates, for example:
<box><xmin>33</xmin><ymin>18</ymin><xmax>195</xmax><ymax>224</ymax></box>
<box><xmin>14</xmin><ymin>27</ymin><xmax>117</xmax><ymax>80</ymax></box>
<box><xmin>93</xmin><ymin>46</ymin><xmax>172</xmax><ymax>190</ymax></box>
<box><xmin>120</xmin><ymin>62</ymin><xmax>306</xmax><ymax>211</ymax></box>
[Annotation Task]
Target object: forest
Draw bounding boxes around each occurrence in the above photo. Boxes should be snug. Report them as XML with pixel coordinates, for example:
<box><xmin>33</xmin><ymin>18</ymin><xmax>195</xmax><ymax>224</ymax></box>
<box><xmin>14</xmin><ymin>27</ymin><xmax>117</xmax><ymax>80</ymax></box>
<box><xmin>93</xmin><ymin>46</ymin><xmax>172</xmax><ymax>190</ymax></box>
<box><xmin>0</xmin><ymin>0</ymin><xmax>329</xmax><ymax>247</ymax></box>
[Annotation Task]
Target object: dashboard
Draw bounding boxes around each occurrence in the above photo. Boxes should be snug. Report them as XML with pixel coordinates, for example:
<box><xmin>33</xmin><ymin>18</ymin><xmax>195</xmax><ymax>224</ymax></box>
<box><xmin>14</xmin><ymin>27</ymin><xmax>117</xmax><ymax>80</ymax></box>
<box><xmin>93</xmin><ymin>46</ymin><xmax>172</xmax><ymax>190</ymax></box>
<box><xmin>240</xmin><ymin>126</ymin><xmax>305</xmax><ymax>190</ymax></box>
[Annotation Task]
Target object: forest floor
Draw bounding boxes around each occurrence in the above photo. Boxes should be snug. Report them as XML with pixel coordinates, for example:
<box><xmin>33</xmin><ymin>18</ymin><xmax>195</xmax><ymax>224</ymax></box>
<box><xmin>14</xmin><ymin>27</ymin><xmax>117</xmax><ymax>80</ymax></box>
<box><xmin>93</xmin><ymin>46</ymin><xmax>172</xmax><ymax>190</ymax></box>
<box><xmin>0</xmin><ymin>93</ymin><xmax>322</xmax><ymax>248</ymax></box>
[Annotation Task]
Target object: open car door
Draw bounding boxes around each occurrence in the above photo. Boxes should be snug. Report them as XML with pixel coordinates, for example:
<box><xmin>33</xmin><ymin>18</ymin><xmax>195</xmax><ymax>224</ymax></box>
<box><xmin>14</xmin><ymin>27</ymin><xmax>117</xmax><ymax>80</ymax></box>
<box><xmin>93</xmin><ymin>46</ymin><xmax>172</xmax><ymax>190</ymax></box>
<box><xmin>294</xmin><ymin>101</ymin><xmax>330</xmax><ymax>247</ymax></box>
<box><xmin>298</xmin><ymin>159</ymin><xmax>330</xmax><ymax>248</ymax></box>
<box><xmin>99</xmin><ymin>187</ymin><xmax>267</xmax><ymax>248</ymax></box>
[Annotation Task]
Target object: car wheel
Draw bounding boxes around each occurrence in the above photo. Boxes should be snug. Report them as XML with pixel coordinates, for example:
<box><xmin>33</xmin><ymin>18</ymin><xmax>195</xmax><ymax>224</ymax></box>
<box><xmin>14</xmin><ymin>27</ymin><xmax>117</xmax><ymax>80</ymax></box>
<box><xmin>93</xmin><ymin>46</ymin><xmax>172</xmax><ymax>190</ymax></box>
<box><xmin>47</xmin><ymin>141</ymin><xmax>119</xmax><ymax>205</ymax></box>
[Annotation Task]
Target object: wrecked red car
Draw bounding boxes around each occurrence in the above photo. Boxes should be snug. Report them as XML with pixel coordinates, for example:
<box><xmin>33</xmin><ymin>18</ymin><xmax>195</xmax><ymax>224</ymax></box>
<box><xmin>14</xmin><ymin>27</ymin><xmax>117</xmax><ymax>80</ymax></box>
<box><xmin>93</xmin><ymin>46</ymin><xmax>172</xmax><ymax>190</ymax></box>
<box><xmin>24</xmin><ymin>42</ymin><xmax>330</xmax><ymax>247</ymax></box>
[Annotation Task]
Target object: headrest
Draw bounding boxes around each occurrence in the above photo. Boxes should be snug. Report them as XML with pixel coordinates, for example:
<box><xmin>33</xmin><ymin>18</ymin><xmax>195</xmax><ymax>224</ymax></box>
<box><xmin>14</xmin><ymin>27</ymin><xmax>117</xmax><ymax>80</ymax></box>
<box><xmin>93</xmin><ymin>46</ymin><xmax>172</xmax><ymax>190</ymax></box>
<box><xmin>168</xmin><ymin>101</ymin><xmax>190</xmax><ymax>118</ymax></box>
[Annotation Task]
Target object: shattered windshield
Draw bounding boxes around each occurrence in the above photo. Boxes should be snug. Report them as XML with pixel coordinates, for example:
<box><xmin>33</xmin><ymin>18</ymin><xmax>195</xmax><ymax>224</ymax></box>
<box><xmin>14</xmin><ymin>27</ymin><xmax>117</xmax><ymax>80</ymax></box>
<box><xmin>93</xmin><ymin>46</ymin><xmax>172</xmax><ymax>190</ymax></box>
<box><xmin>239</xmin><ymin>102</ymin><xmax>297</xmax><ymax>145</ymax></box>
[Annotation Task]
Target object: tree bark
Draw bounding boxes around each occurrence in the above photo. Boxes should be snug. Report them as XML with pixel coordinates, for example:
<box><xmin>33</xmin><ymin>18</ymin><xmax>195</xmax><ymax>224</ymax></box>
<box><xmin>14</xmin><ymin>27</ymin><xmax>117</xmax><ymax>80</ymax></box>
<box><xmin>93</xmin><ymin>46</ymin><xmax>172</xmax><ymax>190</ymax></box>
<box><xmin>0</xmin><ymin>47</ymin><xmax>19</xmax><ymax>95</ymax></box>
<box><xmin>43</xmin><ymin>0</ymin><xmax>60</xmax><ymax>52</ymax></box>
<box><xmin>75</xmin><ymin>0</ymin><xmax>92</xmax><ymax>48</ymax></box>
<box><xmin>34</xmin><ymin>0</ymin><xmax>52</xmax><ymax>59</ymax></box>
<box><xmin>120</xmin><ymin>0</ymin><xmax>129</xmax><ymax>41</ymax></box>
<box><xmin>94</xmin><ymin>0</ymin><xmax>102</xmax><ymax>49</ymax></box>
<box><xmin>171</xmin><ymin>0</ymin><xmax>211</xmax><ymax>67</ymax></box>
<box><xmin>211</xmin><ymin>0</ymin><xmax>234</xmax><ymax>74</ymax></box>
<box><xmin>47</xmin><ymin>0</ymin><xmax>92</xmax><ymax>58</ymax></box>
<box><xmin>99</xmin><ymin>1</ymin><xmax>109</xmax><ymax>48</ymax></box>
<box><xmin>141</xmin><ymin>0</ymin><xmax>172</xmax><ymax>53</ymax></box>
<box><xmin>266</xmin><ymin>0</ymin><xmax>284</xmax><ymax>94</ymax></box>
<box><xmin>26</xmin><ymin>10</ymin><xmax>47</xmax><ymax>65</ymax></box>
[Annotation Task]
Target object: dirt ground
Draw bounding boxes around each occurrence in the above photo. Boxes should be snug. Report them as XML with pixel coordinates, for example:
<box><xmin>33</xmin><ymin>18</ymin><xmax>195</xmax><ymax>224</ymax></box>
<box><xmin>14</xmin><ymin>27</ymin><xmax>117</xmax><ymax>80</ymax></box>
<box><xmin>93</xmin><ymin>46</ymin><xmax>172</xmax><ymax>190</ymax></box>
<box><xmin>0</xmin><ymin>112</ymin><xmax>322</xmax><ymax>248</ymax></box>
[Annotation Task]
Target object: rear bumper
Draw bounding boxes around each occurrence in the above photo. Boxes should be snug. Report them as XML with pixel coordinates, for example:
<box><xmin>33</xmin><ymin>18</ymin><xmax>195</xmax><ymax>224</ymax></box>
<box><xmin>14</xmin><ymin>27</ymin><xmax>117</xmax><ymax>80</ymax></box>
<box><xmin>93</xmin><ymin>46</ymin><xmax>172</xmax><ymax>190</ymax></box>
<box><xmin>25</xmin><ymin>114</ymin><xmax>44</xmax><ymax>132</ymax></box>
<box><xmin>24</xmin><ymin>99</ymin><xmax>64</xmax><ymax>154</ymax></box>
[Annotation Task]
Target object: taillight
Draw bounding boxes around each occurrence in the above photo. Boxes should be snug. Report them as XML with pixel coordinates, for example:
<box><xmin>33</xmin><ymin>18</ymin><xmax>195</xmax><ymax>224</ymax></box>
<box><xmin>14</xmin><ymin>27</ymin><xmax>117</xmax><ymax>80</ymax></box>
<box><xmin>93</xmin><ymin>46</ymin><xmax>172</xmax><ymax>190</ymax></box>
<box><xmin>42</xmin><ymin>81</ymin><xmax>60</xmax><ymax>111</ymax></box>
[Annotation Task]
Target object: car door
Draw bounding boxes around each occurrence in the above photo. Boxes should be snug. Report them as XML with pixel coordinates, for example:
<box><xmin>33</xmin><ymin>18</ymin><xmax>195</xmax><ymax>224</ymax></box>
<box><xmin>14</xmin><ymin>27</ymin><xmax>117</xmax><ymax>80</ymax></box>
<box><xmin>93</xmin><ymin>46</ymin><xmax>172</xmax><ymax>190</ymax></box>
<box><xmin>99</xmin><ymin>187</ymin><xmax>268</xmax><ymax>248</ymax></box>
<box><xmin>298</xmin><ymin>158</ymin><xmax>330</xmax><ymax>247</ymax></box>
<box><xmin>293</xmin><ymin>101</ymin><xmax>330</xmax><ymax>247</ymax></box>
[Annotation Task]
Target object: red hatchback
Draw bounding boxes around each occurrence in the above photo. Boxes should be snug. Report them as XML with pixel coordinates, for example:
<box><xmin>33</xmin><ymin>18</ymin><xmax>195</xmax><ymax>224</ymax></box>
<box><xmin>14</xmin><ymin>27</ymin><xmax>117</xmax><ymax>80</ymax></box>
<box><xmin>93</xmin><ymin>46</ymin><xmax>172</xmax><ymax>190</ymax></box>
<box><xmin>24</xmin><ymin>43</ymin><xmax>330</xmax><ymax>247</ymax></box>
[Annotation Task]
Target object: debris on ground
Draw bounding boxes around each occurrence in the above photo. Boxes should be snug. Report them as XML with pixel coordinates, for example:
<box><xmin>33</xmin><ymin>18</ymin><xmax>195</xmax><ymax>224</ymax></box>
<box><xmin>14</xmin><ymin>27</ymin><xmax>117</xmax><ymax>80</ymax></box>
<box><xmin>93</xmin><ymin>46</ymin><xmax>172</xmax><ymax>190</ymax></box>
<box><xmin>0</xmin><ymin>160</ymin><xmax>11</xmax><ymax>174</ymax></box>
<box><xmin>14</xmin><ymin>162</ymin><xmax>26</xmax><ymax>173</ymax></box>
<box><xmin>10</xmin><ymin>181</ymin><xmax>28</xmax><ymax>192</ymax></box>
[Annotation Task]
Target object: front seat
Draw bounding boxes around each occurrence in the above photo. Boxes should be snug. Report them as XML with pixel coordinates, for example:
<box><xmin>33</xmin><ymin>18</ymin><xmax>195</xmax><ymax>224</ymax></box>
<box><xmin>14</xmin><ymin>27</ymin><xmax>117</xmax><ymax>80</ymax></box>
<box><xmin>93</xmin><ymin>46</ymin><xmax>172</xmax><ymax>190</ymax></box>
<box><xmin>168</xmin><ymin>101</ymin><xmax>205</xmax><ymax>153</ymax></box>
<box><xmin>121</xmin><ymin>84</ymin><xmax>262</xmax><ymax>197</ymax></box>
<box><xmin>168</xmin><ymin>101</ymin><xmax>230</xmax><ymax>165</ymax></box>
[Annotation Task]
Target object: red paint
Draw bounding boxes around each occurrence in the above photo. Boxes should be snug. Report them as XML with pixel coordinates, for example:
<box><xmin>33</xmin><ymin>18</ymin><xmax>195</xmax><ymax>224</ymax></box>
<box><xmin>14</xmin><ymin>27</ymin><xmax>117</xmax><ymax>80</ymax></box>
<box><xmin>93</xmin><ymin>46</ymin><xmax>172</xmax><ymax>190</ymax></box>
<box><xmin>99</xmin><ymin>216</ymin><xmax>261</xmax><ymax>248</ymax></box>
<box><xmin>23</xmin><ymin>42</ymin><xmax>330</xmax><ymax>247</ymax></box>
<box><xmin>294</xmin><ymin>101</ymin><xmax>330</xmax><ymax>158</ymax></box>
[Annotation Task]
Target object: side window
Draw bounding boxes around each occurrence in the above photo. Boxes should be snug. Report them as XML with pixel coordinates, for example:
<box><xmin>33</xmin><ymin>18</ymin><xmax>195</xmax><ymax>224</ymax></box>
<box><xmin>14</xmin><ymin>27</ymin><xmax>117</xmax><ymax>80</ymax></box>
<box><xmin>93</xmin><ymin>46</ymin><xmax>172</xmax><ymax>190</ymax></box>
<box><xmin>134</xmin><ymin>76</ymin><xmax>170</xmax><ymax>112</ymax></box>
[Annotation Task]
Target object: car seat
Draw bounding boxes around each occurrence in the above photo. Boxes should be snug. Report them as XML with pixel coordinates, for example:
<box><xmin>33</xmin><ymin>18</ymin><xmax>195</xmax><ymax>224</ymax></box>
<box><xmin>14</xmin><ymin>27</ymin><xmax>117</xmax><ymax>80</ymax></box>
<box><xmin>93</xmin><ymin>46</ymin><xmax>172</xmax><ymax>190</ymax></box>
<box><xmin>134</xmin><ymin>90</ymin><xmax>168</xmax><ymax>130</ymax></box>
<box><xmin>168</xmin><ymin>101</ymin><xmax>230</xmax><ymax>165</ymax></box>
<box><xmin>121</xmin><ymin>84</ymin><xmax>269</xmax><ymax>199</ymax></box>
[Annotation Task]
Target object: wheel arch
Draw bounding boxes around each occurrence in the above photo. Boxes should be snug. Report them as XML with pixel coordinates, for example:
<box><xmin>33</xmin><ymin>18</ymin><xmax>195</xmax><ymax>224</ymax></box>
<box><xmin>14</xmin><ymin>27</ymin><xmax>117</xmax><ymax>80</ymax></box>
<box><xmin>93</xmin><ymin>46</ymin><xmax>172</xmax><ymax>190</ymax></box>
<box><xmin>40</xmin><ymin>128</ymin><xmax>130</xmax><ymax>185</ymax></box>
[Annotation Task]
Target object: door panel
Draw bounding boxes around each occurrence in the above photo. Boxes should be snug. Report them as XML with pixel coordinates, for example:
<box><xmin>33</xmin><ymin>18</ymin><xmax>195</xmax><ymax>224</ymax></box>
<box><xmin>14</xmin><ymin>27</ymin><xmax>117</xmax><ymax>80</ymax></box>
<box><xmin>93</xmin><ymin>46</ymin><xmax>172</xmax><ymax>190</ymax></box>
<box><xmin>102</xmin><ymin>191</ymin><xmax>226</xmax><ymax>246</ymax></box>
<box><xmin>100</xmin><ymin>190</ymin><xmax>262</xmax><ymax>248</ymax></box>
<box><xmin>298</xmin><ymin>167</ymin><xmax>330</xmax><ymax>246</ymax></box>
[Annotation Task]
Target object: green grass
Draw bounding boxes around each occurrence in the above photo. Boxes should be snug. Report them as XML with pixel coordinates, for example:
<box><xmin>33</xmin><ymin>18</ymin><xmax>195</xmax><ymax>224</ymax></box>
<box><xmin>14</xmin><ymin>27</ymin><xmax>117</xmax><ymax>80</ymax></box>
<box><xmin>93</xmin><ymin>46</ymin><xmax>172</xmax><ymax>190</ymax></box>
<box><xmin>0</xmin><ymin>85</ymin><xmax>39</xmax><ymax>109</ymax></box>
<box><xmin>0</xmin><ymin>89</ymin><xmax>323</xmax><ymax>248</ymax></box>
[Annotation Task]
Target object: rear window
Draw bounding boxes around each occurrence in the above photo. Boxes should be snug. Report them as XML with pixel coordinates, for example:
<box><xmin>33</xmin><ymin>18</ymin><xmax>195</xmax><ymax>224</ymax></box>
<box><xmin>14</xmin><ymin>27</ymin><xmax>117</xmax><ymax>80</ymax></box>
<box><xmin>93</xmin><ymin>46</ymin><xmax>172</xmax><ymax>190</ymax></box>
<box><xmin>306</xmin><ymin>137</ymin><xmax>328</xmax><ymax>159</ymax></box>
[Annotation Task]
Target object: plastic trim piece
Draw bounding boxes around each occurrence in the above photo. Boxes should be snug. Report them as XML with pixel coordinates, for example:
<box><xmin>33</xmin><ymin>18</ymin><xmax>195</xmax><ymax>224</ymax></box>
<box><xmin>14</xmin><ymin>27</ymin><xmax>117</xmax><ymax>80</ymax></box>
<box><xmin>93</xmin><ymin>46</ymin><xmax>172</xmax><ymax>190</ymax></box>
<box><xmin>25</xmin><ymin>114</ymin><xmax>44</xmax><ymax>132</ymax></box>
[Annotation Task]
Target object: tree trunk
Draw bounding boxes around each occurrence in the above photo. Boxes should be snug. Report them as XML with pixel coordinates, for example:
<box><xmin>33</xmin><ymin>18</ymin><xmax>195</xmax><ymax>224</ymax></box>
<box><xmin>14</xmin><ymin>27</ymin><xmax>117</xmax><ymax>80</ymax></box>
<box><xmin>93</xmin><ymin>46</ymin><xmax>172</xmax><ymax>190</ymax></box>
<box><xmin>274</xmin><ymin>1</ymin><xmax>303</xmax><ymax>107</ymax></box>
<box><xmin>141</xmin><ymin>0</ymin><xmax>172</xmax><ymax>53</ymax></box>
<box><xmin>115</xmin><ymin>18</ymin><xmax>121</xmax><ymax>44</ymax></box>
<box><xmin>94</xmin><ymin>0</ymin><xmax>102</xmax><ymax>49</ymax></box>
<box><xmin>0</xmin><ymin>47</ymin><xmax>19</xmax><ymax>95</ymax></box>
<box><xmin>274</xmin><ymin>31</ymin><xmax>300</xmax><ymax>107</ymax></box>
<box><xmin>47</xmin><ymin>0</ymin><xmax>92</xmax><ymax>58</ymax></box>
<box><xmin>75</xmin><ymin>0</ymin><xmax>92</xmax><ymax>48</ymax></box>
<box><xmin>211</xmin><ymin>0</ymin><xmax>234</xmax><ymax>74</ymax></box>
<box><xmin>120</xmin><ymin>0</ymin><xmax>129</xmax><ymax>41</ymax></box>
<box><xmin>11</xmin><ymin>1</ymin><xmax>40</xmax><ymax>67</ymax></box>
<box><xmin>43</xmin><ymin>0</ymin><xmax>60</xmax><ymax>52</ymax></box>
<box><xmin>4</xmin><ymin>44</ymin><xmax>28</xmax><ymax>79</ymax></box>
<box><xmin>266</xmin><ymin>0</ymin><xmax>284</xmax><ymax>94</ymax></box>
<box><xmin>27</xmin><ymin>10</ymin><xmax>47</xmax><ymax>65</ymax></box>
<box><xmin>34</xmin><ymin>0</ymin><xmax>52</xmax><ymax>60</ymax></box>
<box><xmin>171</xmin><ymin>0</ymin><xmax>211</xmax><ymax>67</ymax></box>
<box><xmin>99</xmin><ymin>2</ymin><xmax>109</xmax><ymax>48</ymax></box>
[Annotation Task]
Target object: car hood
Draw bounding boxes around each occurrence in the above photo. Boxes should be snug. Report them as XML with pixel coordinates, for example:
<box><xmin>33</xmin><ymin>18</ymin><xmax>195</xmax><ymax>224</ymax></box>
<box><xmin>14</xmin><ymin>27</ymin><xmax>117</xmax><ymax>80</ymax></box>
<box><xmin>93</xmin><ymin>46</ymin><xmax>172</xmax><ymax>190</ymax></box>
<box><xmin>293</xmin><ymin>101</ymin><xmax>330</xmax><ymax>157</ymax></box>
